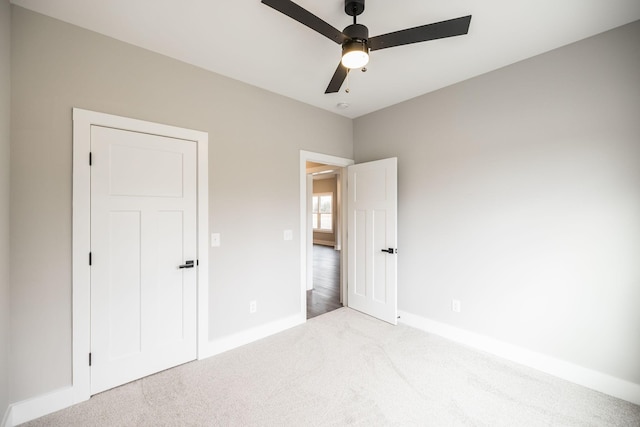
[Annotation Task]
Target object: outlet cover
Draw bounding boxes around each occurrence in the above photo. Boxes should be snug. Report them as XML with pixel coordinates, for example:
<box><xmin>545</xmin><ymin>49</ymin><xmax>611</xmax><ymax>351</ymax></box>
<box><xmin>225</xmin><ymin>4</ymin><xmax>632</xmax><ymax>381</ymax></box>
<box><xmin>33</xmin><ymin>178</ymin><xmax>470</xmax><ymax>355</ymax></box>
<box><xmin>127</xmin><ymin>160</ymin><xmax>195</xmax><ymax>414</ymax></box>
<box><xmin>249</xmin><ymin>300</ymin><xmax>257</xmax><ymax>314</ymax></box>
<box><xmin>452</xmin><ymin>299</ymin><xmax>461</xmax><ymax>313</ymax></box>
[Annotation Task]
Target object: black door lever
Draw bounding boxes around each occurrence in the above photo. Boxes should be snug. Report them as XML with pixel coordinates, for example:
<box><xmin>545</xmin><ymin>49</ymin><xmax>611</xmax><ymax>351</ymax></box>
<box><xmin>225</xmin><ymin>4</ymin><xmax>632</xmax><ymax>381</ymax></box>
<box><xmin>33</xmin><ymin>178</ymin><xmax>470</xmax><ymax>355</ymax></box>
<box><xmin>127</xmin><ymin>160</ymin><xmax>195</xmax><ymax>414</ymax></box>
<box><xmin>179</xmin><ymin>260</ymin><xmax>195</xmax><ymax>269</ymax></box>
<box><xmin>381</xmin><ymin>248</ymin><xmax>396</xmax><ymax>254</ymax></box>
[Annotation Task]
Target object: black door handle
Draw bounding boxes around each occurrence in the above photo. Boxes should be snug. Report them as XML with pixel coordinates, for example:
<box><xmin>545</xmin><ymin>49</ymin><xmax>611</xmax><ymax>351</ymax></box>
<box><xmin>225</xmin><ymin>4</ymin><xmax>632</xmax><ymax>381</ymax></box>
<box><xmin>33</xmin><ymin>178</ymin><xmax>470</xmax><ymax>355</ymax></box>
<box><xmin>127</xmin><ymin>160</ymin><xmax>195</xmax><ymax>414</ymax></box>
<box><xmin>179</xmin><ymin>260</ymin><xmax>195</xmax><ymax>269</ymax></box>
<box><xmin>381</xmin><ymin>248</ymin><xmax>396</xmax><ymax>254</ymax></box>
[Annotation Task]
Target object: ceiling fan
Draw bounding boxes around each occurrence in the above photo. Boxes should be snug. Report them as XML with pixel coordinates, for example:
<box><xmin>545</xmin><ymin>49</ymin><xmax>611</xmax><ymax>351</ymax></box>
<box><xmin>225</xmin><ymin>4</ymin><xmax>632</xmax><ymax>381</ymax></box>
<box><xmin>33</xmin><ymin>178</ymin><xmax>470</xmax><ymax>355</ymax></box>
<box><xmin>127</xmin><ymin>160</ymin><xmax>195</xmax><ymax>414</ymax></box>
<box><xmin>261</xmin><ymin>0</ymin><xmax>472</xmax><ymax>94</ymax></box>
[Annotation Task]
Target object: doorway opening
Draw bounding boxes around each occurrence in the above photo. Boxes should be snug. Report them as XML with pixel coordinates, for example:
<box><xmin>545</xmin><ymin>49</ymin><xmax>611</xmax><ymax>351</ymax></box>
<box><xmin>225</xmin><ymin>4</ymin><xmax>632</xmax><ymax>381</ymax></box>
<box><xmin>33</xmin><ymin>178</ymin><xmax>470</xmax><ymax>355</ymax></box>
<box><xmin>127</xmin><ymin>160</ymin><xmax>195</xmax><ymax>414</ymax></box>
<box><xmin>299</xmin><ymin>151</ymin><xmax>354</xmax><ymax>320</ymax></box>
<box><xmin>307</xmin><ymin>162</ymin><xmax>342</xmax><ymax>318</ymax></box>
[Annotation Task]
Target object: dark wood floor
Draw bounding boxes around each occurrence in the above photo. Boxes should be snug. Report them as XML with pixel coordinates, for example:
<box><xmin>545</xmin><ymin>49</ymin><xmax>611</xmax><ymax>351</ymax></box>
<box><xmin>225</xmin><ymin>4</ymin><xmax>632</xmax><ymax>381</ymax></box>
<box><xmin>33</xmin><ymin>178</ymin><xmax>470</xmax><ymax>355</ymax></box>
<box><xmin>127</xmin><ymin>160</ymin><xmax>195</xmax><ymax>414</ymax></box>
<box><xmin>307</xmin><ymin>244</ymin><xmax>342</xmax><ymax>319</ymax></box>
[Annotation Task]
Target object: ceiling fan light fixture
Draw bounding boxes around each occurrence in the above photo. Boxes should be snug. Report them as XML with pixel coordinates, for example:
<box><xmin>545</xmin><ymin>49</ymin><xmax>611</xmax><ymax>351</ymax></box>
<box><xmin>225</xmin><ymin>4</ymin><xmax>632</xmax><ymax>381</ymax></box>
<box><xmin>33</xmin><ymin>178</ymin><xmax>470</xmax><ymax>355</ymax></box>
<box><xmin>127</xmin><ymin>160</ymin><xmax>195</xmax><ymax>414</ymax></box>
<box><xmin>341</xmin><ymin>40</ymin><xmax>369</xmax><ymax>69</ymax></box>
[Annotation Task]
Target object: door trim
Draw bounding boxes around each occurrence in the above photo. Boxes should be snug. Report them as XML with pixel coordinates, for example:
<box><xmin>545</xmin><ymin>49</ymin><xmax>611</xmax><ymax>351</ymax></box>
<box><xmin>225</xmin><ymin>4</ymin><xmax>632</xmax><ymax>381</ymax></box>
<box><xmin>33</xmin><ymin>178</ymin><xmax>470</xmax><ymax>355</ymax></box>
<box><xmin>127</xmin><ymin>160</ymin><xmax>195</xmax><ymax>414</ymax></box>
<box><xmin>72</xmin><ymin>108</ymin><xmax>209</xmax><ymax>403</ymax></box>
<box><xmin>299</xmin><ymin>151</ymin><xmax>354</xmax><ymax>317</ymax></box>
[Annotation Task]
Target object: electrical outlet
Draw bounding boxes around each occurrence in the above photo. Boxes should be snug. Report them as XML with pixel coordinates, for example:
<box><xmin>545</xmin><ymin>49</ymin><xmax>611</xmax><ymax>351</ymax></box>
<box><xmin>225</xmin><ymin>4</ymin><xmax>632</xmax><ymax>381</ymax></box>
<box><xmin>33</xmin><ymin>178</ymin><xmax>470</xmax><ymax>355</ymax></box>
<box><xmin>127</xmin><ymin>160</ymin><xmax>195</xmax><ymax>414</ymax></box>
<box><xmin>249</xmin><ymin>300</ymin><xmax>257</xmax><ymax>314</ymax></box>
<box><xmin>452</xmin><ymin>299</ymin><xmax>461</xmax><ymax>313</ymax></box>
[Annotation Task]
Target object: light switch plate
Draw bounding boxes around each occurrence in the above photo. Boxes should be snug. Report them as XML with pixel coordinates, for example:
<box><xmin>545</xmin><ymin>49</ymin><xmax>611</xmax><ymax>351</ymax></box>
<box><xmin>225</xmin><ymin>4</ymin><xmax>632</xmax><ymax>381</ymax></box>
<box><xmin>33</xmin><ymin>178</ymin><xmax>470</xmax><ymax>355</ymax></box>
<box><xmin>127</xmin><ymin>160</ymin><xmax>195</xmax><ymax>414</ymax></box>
<box><xmin>211</xmin><ymin>233</ymin><xmax>221</xmax><ymax>247</ymax></box>
<box><xmin>284</xmin><ymin>229</ymin><xmax>293</xmax><ymax>241</ymax></box>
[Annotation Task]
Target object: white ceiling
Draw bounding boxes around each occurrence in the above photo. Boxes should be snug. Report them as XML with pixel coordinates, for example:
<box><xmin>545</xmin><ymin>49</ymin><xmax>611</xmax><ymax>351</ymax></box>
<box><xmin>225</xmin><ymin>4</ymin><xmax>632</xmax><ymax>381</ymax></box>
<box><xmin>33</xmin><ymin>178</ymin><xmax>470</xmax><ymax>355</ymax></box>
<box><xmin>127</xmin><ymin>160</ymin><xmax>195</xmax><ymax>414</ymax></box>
<box><xmin>10</xmin><ymin>0</ymin><xmax>640</xmax><ymax>118</ymax></box>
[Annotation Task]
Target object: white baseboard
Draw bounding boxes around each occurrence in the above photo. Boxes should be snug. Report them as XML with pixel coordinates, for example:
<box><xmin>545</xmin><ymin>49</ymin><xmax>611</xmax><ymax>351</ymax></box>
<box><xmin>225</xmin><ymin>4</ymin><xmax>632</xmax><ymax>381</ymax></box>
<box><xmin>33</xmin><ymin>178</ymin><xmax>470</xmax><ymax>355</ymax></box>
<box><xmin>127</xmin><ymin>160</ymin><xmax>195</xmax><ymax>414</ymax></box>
<box><xmin>199</xmin><ymin>313</ymin><xmax>305</xmax><ymax>359</ymax></box>
<box><xmin>398</xmin><ymin>310</ymin><xmax>640</xmax><ymax>406</ymax></box>
<box><xmin>312</xmin><ymin>240</ymin><xmax>335</xmax><ymax>247</ymax></box>
<box><xmin>2</xmin><ymin>386</ymin><xmax>75</xmax><ymax>427</ymax></box>
<box><xmin>1</xmin><ymin>406</ymin><xmax>10</xmax><ymax>427</ymax></box>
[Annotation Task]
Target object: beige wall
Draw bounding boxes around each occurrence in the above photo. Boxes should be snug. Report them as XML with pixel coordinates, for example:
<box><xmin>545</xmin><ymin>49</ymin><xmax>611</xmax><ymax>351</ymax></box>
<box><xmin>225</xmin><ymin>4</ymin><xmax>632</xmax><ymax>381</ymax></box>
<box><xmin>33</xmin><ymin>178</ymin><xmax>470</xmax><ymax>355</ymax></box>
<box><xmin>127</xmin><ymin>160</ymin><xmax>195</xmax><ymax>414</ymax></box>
<box><xmin>0</xmin><ymin>0</ymin><xmax>10</xmax><ymax>417</ymax></box>
<box><xmin>9</xmin><ymin>6</ymin><xmax>352</xmax><ymax>402</ymax></box>
<box><xmin>354</xmin><ymin>21</ymin><xmax>640</xmax><ymax>385</ymax></box>
<box><xmin>312</xmin><ymin>177</ymin><xmax>338</xmax><ymax>245</ymax></box>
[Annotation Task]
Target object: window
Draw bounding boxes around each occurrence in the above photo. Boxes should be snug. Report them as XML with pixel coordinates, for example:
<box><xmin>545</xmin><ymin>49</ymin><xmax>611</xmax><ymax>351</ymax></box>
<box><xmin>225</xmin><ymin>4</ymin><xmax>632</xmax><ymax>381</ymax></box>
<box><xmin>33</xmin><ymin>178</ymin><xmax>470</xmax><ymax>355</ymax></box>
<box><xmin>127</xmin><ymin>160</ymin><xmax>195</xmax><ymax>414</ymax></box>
<box><xmin>312</xmin><ymin>193</ymin><xmax>333</xmax><ymax>232</ymax></box>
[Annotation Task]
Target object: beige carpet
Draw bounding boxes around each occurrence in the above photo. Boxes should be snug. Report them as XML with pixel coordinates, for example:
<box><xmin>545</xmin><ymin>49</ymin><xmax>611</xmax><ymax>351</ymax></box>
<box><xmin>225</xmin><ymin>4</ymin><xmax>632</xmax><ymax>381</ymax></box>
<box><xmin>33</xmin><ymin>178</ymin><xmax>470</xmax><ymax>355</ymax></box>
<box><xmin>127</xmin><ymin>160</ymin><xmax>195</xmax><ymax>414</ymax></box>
<box><xmin>24</xmin><ymin>308</ymin><xmax>640</xmax><ymax>426</ymax></box>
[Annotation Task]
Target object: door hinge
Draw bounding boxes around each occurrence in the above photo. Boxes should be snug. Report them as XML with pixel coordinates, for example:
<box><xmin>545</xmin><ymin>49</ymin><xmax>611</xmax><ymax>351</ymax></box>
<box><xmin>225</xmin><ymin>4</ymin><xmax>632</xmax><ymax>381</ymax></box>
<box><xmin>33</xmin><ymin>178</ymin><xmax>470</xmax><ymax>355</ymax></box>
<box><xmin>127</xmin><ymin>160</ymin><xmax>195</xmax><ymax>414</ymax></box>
<box><xmin>89</xmin><ymin>252</ymin><xmax>92</xmax><ymax>266</ymax></box>
<box><xmin>89</xmin><ymin>152</ymin><xmax>92</xmax><ymax>166</ymax></box>
<box><xmin>196</xmin><ymin>260</ymin><xmax>199</xmax><ymax>266</ymax></box>
<box><xmin>89</xmin><ymin>352</ymin><xmax>92</xmax><ymax>366</ymax></box>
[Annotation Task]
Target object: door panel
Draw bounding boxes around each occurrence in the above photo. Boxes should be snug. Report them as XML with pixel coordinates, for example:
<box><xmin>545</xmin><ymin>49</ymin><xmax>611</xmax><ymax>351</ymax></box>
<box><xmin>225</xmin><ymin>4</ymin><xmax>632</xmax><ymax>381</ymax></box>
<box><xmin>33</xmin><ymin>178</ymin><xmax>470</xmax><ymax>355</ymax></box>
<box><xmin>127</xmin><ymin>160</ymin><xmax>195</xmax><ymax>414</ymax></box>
<box><xmin>107</xmin><ymin>210</ymin><xmax>142</xmax><ymax>359</ymax></box>
<box><xmin>373</xmin><ymin>209</ymin><xmax>388</xmax><ymax>303</ymax></box>
<box><xmin>90</xmin><ymin>125</ymin><xmax>197</xmax><ymax>395</ymax></box>
<box><xmin>347</xmin><ymin>158</ymin><xmax>398</xmax><ymax>325</ymax></box>
<box><xmin>353</xmin><ymin>209</ymin><xmax>367</xmax><ymax>296</ymax></box>
<box><xmin>109</xmin><ymin>144</ymin><xmax>185</xmax><ymax>197</ymax></box>
<box><xmin>156</xmin><ymin>210</ymin><xmax>187</xmax><ymax>345</ymax></box>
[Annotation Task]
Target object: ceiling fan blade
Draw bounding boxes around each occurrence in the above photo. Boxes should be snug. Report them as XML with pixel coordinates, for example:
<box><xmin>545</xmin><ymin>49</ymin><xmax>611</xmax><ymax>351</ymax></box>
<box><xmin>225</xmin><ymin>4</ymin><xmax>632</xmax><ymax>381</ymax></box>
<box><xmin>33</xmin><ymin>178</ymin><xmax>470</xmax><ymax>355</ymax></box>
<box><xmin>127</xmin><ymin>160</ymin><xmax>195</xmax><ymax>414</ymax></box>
<box><xmin>261</xmin><ymin>0</ymin><xmax>347</xmax><ymax>44</ymax></box>
<box><xmin>325</xmin><ymin>63</ymin><xmax>349</xmax><ymax>94</ymax></box>
<box><xmin>369</xmin><ymin>15</ymin><xmax>472</xmax><ymax>51</ymax></box>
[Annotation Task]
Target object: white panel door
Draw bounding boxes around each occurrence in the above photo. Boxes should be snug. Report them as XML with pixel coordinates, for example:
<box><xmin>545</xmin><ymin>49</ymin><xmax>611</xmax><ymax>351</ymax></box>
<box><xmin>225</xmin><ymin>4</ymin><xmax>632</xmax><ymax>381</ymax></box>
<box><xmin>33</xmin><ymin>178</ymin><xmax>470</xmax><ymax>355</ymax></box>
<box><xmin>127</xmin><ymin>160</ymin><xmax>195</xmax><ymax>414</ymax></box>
<box><xmin>347</xmin><ymin>158</ymin><xmax>398</xmax><ymax>325</ymax></box>
<box><xmin>90</xmin><ymin>125</ymin><xmax>197</xmax><ymax>394</ymax></box>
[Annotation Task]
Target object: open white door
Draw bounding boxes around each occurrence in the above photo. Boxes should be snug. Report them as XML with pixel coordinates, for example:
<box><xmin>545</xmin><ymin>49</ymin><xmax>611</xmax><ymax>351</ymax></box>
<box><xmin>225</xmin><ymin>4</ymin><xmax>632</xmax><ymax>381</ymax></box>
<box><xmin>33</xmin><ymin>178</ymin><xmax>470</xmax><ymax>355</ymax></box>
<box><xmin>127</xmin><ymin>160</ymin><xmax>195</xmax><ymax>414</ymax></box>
<box><xmin>90</xmin><ymin>125</ymin><xmax>197</xmax><ymax>394</ymax></box>
<box><xmin>347</xmin><ymin>158</ymin><xmax>398</xmax><ymax>324</ymax></box>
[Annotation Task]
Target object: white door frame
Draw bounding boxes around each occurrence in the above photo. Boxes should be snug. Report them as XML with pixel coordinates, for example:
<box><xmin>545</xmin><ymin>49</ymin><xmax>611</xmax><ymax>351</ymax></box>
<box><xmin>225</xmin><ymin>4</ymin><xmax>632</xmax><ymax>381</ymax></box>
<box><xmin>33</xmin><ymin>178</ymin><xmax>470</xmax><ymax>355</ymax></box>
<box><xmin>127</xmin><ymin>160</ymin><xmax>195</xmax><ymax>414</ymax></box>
<box><xmin>299</xmin><ymin>150</ymin><xmax>354</xmax><ymax>315</ymax></box>
<box><xmin>72</xmin><ymin>108</ymin><xmax>209</xmax><ymax>403</ymax></box>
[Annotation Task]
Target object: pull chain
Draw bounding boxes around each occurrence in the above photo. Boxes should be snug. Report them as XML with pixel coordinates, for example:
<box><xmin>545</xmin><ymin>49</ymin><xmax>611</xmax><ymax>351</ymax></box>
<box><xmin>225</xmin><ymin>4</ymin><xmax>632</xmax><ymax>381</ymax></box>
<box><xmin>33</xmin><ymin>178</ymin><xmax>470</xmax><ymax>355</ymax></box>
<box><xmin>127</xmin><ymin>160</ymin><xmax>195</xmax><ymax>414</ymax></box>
<box><xmin>345</xmin><ymin>70</ymin><xmax>350</xmax><ymax>93</ymax></box>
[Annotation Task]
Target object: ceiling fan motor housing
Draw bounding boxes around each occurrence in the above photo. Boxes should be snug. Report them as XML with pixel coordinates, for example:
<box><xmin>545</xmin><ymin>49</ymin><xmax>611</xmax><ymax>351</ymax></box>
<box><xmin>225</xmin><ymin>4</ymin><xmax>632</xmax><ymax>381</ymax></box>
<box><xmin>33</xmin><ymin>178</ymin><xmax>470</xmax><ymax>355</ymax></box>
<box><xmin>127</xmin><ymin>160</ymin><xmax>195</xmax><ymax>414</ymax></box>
<box><xmin>345</xmin><ymin>0</ymin><xmax>365</xmax><ymax>16</ymax></box>
<box><xmin>343</xmin><ymin>23</ymin><xmax>368</xmax><ymax>42</ymax></box>
<box><xmin>342</xmin><ymin>23</ymin><xmax>369</xmax><ymax>58</ymax></box>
